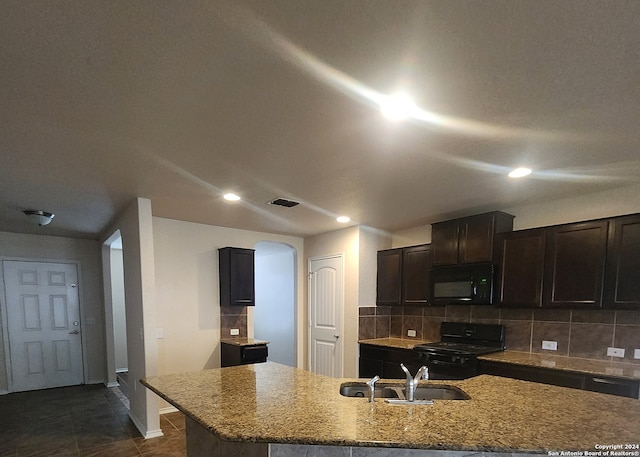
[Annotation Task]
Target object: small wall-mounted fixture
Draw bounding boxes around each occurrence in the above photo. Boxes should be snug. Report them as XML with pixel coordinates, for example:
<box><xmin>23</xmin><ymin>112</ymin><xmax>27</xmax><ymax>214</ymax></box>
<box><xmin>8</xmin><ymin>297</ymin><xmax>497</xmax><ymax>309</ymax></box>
<box><xmin>23</xmin><ymin>210</ymin><xmax>55</xmax><ymax>226</ymax></box>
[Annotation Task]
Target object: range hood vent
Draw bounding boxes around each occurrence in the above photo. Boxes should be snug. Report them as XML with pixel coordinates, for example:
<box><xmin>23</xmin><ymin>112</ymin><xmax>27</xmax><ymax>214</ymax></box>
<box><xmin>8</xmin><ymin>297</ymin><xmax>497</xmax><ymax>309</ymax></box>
<box><xmin>268</xmin><ymin>198</ymin><xmax>300</xmax><ymax>208</ymax></box>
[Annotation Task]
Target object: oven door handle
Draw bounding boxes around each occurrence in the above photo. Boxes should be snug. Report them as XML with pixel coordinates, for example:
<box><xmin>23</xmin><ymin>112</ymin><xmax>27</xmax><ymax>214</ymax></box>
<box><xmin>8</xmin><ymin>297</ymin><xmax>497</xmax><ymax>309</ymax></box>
<box><xmin>428</xmin><ymin>360</ymin><xmax>458</xmax><ymax>366</ymax></box>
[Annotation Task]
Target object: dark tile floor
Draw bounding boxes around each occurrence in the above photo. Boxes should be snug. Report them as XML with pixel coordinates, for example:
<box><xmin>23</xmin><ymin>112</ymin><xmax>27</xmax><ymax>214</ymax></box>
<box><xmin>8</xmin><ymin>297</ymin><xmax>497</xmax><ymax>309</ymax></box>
<box><xmin>0</xmin><ymin>384</ymin><xmax>186</xmax><ymax>457</ymax></box>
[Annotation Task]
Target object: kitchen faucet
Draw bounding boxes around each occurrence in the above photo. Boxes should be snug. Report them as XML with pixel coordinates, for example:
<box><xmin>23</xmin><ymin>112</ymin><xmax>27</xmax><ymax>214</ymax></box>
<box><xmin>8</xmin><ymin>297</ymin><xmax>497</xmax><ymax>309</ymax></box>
<box><xmin>366</xmin><ymin>375</ymin><xmax>380</xmax><ymax>402</ymax></box>
<box><xmin>400</xmin><ymin>363</ymin><xmax>428</xmax><ymax>402</ymax></box>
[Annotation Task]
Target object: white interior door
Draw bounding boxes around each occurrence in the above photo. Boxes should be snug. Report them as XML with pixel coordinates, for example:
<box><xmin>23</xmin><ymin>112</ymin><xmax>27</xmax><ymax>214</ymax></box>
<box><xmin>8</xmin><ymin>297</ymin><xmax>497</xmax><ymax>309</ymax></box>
<box><xmin>3</xmin><ymin>260</ymin><xmax>84</xmax><ymax>392</ymax></box>
<box><xmin>308</xmin><ymin>254</ymin><xmax>343</xmax><ymax>377</ymax></box>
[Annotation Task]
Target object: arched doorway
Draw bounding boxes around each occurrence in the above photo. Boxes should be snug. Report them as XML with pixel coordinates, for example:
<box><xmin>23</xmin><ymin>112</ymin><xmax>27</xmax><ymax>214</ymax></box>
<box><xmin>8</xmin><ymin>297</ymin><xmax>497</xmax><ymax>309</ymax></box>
<box><xmin>254</xmin><ymin>241</ymin><xmax>296</xmax><ymax>367</ymax></box>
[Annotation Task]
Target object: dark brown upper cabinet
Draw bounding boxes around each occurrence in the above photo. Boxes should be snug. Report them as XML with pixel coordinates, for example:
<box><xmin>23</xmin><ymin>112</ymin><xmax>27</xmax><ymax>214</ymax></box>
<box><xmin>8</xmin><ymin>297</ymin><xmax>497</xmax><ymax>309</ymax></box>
<box><xmin>543</xmin><ymin>220</ymin><xmax>608</xmax><ymax>308</ymax></box>
<box><xmin>376</xmin><ymin>248</ymin><xmax>403</xmax><ymax>306</ymax></box>
<box><xmin>376</xmin><ymin>244</ymin><xmax>432</xmax><ymax>306</ymax></box>
<box><xmin>497</xmin><ymin>229</ymin><xmax>546</xmax><ymax>308</ymax></box>
<box><xmin>401</xmin><ymin>244</ymin><xmax>432</xmax><ymax>306</ymax></box>
<box><xmin>431</xmin><ymin>212</ymin><xmax>514</xmax><ymax>266</ymax></box>
<box><xmin>219</xmin><ymin>247</ymin><xmax>255</xmax><ymax>306</ymax></box>
<box><xmin>604</xmin><ymin>214</ymin><xmax>640</xmax><ymax>309</ymax></box>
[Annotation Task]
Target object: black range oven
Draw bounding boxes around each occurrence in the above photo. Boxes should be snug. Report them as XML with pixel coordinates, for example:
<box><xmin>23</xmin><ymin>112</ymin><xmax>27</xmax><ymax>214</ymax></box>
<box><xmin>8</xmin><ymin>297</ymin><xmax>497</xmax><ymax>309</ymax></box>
<box><xmin>413</xmin><ymin>322</ymin><xmax>505</xmax><ymax>380</ymax></box>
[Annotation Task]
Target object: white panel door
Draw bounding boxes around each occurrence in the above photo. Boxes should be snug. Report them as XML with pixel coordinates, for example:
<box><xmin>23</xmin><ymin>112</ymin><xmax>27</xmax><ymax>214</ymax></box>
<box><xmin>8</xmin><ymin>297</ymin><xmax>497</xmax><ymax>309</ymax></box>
<box><xmin>3</xmin><ymin>260</ymin><xmax>84</xmax><ymax>392</ymax></box>
<box><xmin>308</xmin><ymin>255</ymin><xmax>343</xmax><ymax>377</ymax></box>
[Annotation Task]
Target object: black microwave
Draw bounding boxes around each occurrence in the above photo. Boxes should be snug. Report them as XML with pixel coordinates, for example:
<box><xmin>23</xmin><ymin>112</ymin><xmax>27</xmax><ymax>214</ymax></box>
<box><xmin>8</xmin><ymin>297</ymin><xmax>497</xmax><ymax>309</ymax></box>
<box><xmin>430</xmin><ymin>263</ymin><xmax>495</xmax><ymax>305</ymax></box>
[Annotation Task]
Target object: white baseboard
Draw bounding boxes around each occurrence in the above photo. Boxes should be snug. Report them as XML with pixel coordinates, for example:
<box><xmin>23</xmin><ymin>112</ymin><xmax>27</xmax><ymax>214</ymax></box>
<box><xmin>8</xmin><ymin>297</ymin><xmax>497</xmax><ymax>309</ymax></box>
<box><xmin>145</xmin><ymin>428</ymin><xmax>164</xmax><ymax>439</ymax></box>
<box><xmin>106</xmin><ymin>381</ymin><xmax>120</xmax><ymax>388</ymax></box>
<box><xmin>159</xmin><ymin>405</ymin><xmax>179</xmax><ymax>415</ymax></box>
<box><xmin>0</xmin><ymin>390</ymin><xmax>8</xmax><ymax>396</ymax></box>
<box><xmin>128</xmin><ymin>410</ymin><xmax>164</xmax><ymax>439</ymax></box>
<box><xmin>87</xmin><ymin>379</ymin><xmax>105</xmax><ymax>385</ymax></box>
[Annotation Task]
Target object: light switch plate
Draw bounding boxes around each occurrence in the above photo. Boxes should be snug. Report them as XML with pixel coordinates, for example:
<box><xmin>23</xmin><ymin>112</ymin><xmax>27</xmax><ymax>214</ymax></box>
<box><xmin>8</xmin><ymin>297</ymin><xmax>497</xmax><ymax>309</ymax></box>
<box><xmin>407</xmin><ymin>329</ymin><xmax>417</xmax><ymax>337</ymax></box>
<box><xmin>607</xmin><ymin>347</ymin><xmax>625</xmax><ymax>358</ymax></box>
<box><xmin>542</xmin><ymin>340</ymin><xmax>557</xmax><ymax>351</ymax></box>
<box><xmin>634</xmin><ymin>349</ymin><xmax>640</xmax><ymax>359</ymax></box>
<box><xmin>230</xmin><ymin>328</ymin><xmax>240</xmax><ymax>336</ymax></box>
<box><xmin>156</xmin><ymin>328</ymin><xmax>164</xmax><ymax>339</ymax></box>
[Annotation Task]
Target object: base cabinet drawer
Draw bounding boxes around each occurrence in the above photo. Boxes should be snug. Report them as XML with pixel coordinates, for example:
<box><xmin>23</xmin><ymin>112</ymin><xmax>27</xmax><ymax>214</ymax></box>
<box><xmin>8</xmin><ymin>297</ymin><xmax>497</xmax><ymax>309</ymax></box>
<box><xmin>479</xmin><ymin>360</ymin><xmax>640</xmax><ymax>399</ymax></box>
<box><xmin>479</xmin><ymin>360</ymin><xmax>585</xmax><ymax>389</ymax></box>
<box><xmin>585</xmin><ymin>376</ymin><xmax>640</xmax><ymax>399</ymax></box>
<box><xmin>221</xmin><ymin>343</ymin><xmax>268</xmax><ymax>367</ymax></box>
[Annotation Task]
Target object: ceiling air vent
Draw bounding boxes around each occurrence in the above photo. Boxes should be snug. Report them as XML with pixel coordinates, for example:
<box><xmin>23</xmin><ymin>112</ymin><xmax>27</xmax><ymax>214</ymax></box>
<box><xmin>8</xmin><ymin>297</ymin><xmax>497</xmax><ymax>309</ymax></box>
<box><xmin>268</xmin><ymin>198</ymin><xmax>300</xmax><ymax>208</ymax></box>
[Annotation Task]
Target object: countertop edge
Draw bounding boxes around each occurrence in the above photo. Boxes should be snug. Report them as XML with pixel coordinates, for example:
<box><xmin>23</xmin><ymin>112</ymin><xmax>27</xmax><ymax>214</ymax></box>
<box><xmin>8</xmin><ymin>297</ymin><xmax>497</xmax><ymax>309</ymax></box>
<box><xmin>359</xmin><ymin>338</ymin><xmax>640</xmax><ymax>381</ymax></box>
<box><xmin>220</xmin><ymin>338</ymin><xmax>270</xmax><ymax>347</ymax></box>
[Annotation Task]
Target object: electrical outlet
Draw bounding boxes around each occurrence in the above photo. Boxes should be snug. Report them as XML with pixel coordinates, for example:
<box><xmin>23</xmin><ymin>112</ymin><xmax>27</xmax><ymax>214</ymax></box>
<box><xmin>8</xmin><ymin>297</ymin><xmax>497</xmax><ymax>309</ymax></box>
<box><xmin>230</xmin><ymin>328</ymin><xmax>240</xmax><ymax>336</ymax></box>
<box><xmin>634</xmin><ymin>349</ymin><xmax>640</xmax><ymax>359</ymax></box>
<box><xmin>407</xmin><ymin>329</ymin><xmax>417</xmax><ymax>337</ymax></box>
<box><xmin>542</xmin><ymin>340</ymin><xmax>557</xmax><ymax>351</ymax></box>
<box><xmin>607</xmin><ymin>347</ymin><xmax>625</xmax><ymax>358</ymax></box>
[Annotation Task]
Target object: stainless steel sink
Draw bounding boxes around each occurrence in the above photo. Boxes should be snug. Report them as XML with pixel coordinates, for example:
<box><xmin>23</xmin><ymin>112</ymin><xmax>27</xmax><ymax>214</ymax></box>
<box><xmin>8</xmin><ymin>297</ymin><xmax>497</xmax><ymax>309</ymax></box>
<box><xmin>339</xmin><ymin>384</ymin><xmax>402</xmax><ymax>399</ymax></box>
<box><xmin>339</xmin><ymin>382</ymin><xmax>469</xmax><ymax>401</ymax></box>
<box><xmin>413</xmin><ymin>386</ymin><xmax>470</xmax><ymax>400</ymax></box>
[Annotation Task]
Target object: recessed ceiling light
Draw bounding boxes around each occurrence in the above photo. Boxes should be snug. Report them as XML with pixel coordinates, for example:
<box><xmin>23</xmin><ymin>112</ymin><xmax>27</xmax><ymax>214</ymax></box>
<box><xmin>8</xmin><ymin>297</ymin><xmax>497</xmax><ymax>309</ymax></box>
<box><xmin>380</xmin><ymin>92</ymin><xmax>417</xmax><ymax>121</ymax></box>
<box><xmin>508</xmin><ymin>167</ymin><xmax>532</xmax><ymax>178</ymax></box>
<box><xmin>336</xmin><ymin>216</ymin><xmax>350</xmax><ymax>223</ymax></box>
<box><xmin>223</xmin><ymin>193</ymin><xmax>241</xmax><ymax>201</ymax></box>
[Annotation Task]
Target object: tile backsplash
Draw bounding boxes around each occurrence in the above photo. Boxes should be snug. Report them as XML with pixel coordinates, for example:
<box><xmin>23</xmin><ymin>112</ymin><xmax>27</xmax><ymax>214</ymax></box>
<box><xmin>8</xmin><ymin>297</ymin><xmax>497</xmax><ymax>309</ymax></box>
<box><xmin>358</xmin><ymin>305</ymin><xmax>640</xmax><ymax>365</ymax></box>
<box><xmin>220</xmin><ymin>305</ymin><xmax>248</xmax><ymax>338</ymax></box>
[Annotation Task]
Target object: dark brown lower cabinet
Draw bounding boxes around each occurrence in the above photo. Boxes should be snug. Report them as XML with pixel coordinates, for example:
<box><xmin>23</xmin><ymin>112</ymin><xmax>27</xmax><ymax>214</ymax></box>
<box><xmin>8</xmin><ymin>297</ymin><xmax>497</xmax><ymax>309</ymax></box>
<box><xmin>221</xmin><ymin>342</ymin><xmax>268</xmax><ymax>367</ymax></box>
<box><xmin>479</xmin><ymin>360</ymin><xmax>640</xmax><ymax>399</ymax></box>
<box><xmin>359</xmin><ymin>344</ymin><xmax>421</xmax><ymax>379</ymax></box>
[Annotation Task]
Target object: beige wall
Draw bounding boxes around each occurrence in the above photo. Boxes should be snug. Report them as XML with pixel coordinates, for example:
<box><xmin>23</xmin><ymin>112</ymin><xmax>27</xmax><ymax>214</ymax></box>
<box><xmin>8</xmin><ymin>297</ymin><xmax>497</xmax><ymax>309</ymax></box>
<box><xmin>391</xmin><ymin>225</ymin><xmax>431</xmax><ymax>248</ymax></box>
<box><xmin>304</xmin><ymin>226</ymin><xmax>389</xmax><ymax>377</ymax></box>
<box><xmin>305</xmin><ymin>226</ymin><xmax>359</xmax><ymax>376</ymax></box>
<box><xmin>504</xmin><ymin>183</ymin><xmax>640</xmax><ymax>230</ymax></box>
<box><xmin>152</xmin><ymin>217</ymin><xmax>305</xmax><ymax>375</ymax></box>
<box><xmin>110</xmin><ymin>248</ymin><xmax>128</xmax><ymax>371</ymax></box>
<box><xmin>101</xmin><ymin>197</ymin><xmax>160</xmax><ymax>438</ymax></box>
<box><xmin>358</xmin><ymin>226</ymin><xmax>390</xmax><ymax>307</ymax></box>
<box><xmin>0</xmin><ymin>231</ymin><xmax>104</xmax><ymax>393</ymax></box>
<box><xmin>389</xmin><ymin>183</ymin><xmax>640</xmax><ymax>248</ymax></box>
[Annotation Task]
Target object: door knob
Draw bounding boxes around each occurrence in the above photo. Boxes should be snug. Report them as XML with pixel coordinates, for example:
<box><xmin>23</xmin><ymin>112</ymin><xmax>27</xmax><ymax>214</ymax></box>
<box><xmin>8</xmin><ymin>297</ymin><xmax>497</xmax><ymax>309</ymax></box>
<box><xmin>333</xmin><ymin>333</ymin><xmax>340</xmax><ymax>339</ymax></box>
<box><xmin>69</xmin><ymin>330</ymin><xmax>79</xmax><ymax>335</ymax></box>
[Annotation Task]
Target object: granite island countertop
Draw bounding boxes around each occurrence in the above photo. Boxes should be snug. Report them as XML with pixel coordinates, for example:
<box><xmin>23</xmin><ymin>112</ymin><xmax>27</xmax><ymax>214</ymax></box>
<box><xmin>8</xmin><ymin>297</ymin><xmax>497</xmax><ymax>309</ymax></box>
<box><xmin>142</xmin><ymin>362</ymin><xmax>640</xmax><ymax>453</ymax></box>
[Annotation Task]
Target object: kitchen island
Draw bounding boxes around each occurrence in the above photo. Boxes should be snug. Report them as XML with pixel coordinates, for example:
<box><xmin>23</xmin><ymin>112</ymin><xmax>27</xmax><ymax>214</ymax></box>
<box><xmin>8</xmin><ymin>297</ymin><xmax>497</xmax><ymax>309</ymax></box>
<box><xmin>142</xmin><ymin>362</ymin><xmax>640</xmax><ymax>457</ymax></box>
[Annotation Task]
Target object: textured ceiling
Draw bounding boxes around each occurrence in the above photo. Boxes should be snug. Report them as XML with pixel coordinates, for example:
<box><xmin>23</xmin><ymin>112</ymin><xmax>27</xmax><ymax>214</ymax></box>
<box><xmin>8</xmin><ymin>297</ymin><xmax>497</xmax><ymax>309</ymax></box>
<box><xmin>1</xmin><ymin>1</ymin><xmax>639</xmax><ymax>239</ymax></box>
